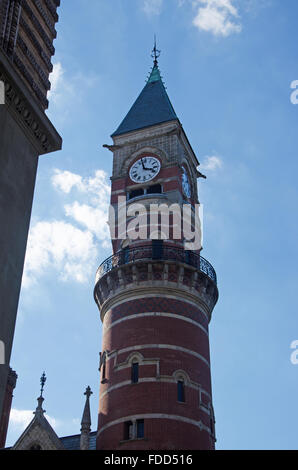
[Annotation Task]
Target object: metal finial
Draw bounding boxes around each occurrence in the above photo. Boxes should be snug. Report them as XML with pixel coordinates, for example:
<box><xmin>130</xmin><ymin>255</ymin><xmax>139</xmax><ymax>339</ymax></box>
<box><xmin>151</xmin><ymin>35</ymin><xmax>161</xmax><ymax>66</ymax></box>
<box><xmin>84</xmin><ymin>386</ymin><xmax>93</xmax><ymax>399</ymax></box>
<box><xmin>40</xmin><ymin>372</ymin><xmax>46</xmax><ymax>397</ymax></box>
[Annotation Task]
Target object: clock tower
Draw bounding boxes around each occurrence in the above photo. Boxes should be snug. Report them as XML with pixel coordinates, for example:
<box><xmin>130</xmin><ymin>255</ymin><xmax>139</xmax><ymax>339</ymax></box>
<box><xmin>94</xmin><ymin>47</ymin><xmax>219</xmax><ymax>450</ymax></box>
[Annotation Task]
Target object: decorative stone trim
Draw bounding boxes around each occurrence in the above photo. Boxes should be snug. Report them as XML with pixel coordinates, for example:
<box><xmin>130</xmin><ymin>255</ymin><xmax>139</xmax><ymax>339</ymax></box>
<box><xmin>99</xmin><ymin>291</ymin><xmax>211</xmax><ymax>325</ymax></box>
<box><xmin>114</xmin><ymin>352</ymin><xmax>160</xmax><ymax>377</ymax></box>
<box><xmin>22</xmin><ymin>1</ymin><xmax>55</xmax><ymax>55</ymax></box>
<box><xmin>13</xmin><ymin>53</ymin><xmax>48</xmax><ymax>108</ymax></box>
<box><xmin>97</xmin><ymin>413</ymin><xmax>211</xmax><ymax>437</ymax></box>
<box><xmin>95</xmin><ymin>259</ymin><xmax>218</xmax><ymax>322</ymax></box>
<box><xmin>100</xmin><ymin>377</ymin><xmax>212</xmax><ymax>413</ymax></box>
<box><xmin>0</xmin><ymin>0</ymin><xmax>22</xmax><ymax>57</ymax></box>
<box><xmin>33</xmin><ymin>0</ymin><xmax>57</xmax><ymax>37</ymax></box>
<box><xmin>121</xmin><ymin>146</ymin><xmax>170</xmax><ymax>175</ymax></box>
<box><xmin>19</xmin><ymin>17</ymin><xmax>53</xmax><ymax>72</ymax></box>
<box><xmin>103</xmin><ymin>312</ymin><xmax>209</xmax><ymax>337</ymax></box>
<box><xmin>0</xmin><ymin>52</ymin><xmax>62</xmax><ymax>154</ymax></box>
<box><xmin>108</xmin><ymin>344</ymin><xmax>210</xmax><ymax>368</ymax></box>
<box><xmin>17</xmin><ymin>35</ymin><xmax>50</xmax><ymax>90</ymax></box>
<box><xmin>40</xmin><ymin>0</ymin><xmax>59</xmax><ymax>23</ymax></box>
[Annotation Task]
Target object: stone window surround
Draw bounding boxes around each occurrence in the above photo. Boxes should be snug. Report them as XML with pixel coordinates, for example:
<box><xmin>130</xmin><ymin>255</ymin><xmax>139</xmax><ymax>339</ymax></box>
<box><xmin>122</xmin><ymin>418</ymin><xmax>145</xmax><ymax>443</ymax></box>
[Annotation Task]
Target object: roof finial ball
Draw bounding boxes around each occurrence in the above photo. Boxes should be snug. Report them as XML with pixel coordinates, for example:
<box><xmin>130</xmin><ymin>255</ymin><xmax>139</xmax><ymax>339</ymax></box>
<box><xmin>151</xmin><ymin>35</ymin><xmax>161</xmax><ymax>66</ymax></box>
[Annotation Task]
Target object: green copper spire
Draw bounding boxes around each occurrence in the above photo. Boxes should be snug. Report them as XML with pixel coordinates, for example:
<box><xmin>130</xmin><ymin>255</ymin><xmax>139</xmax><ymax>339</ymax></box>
<box><xmin>112</xmin><ymin>41</ymin><xmax>178</xmax><ymax>137</ymax></box>
<box><xmin>147</xmin><ymin>63</ymin><xmax>162</xmax><ymax>84</ymax></box>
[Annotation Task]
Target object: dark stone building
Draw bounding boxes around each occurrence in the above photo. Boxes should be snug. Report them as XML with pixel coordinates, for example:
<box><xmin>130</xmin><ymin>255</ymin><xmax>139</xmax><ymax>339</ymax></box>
<box><xmin>0</xmin><ymin>0</ymin><xmax>62</xmax><ymax>447</ymax></box>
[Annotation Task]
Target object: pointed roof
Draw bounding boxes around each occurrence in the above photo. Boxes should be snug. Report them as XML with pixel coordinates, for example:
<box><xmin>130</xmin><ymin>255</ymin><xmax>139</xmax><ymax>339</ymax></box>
<box><xmin>80</xmin><ymin>386</ymin><xmax>92</xmax><ymax>431</ymax></box>
<box><xmin>12</xmin><ymin>374</ymin><xmax>65</xmax><ymax>450</ymax></box>
<box><xmin>112</xmin><ymin>62</ymin><xmax>178</xmax><ymax>137</ymax></box>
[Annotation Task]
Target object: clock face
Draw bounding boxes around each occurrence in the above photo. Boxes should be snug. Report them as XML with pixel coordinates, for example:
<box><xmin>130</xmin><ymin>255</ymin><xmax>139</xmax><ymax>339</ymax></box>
<box><xmin>129</xmin><ymin>156</ymin><xmax>161</xmax><ymax>183</ymax></box>
<box><xmin>182</xmin><ymin>168</ymin><xmax>191</xmax><ymax>198</ymax></box>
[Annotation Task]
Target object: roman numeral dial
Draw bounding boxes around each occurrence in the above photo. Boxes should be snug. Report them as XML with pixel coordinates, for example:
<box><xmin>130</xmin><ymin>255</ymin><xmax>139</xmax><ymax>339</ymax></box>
<box><xmin>129</xmin><ymin>156</ymin><xmax>161</xmax><ymax>183</ymax></box>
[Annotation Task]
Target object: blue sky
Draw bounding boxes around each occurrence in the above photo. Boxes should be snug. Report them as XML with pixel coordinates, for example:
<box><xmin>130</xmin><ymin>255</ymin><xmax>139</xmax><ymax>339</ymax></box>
<box><xmin>6</xmin><ymin>0</ymin><xmax>298</xmax><ymax>449</ymax></box>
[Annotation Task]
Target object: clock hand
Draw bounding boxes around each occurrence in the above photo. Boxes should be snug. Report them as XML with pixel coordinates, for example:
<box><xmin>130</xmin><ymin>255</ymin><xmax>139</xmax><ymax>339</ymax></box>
<box><xmin>141</xmin><ymin>158</ymin><xmax>152</xmax><ymax>171</ymax></box>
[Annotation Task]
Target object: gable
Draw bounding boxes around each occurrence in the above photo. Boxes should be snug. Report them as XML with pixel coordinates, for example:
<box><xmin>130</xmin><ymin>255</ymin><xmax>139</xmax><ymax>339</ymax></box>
<box><xmin>12</xmin><ymin>417</ymin><xmax>65</xmax><ymax>450</ymax></box>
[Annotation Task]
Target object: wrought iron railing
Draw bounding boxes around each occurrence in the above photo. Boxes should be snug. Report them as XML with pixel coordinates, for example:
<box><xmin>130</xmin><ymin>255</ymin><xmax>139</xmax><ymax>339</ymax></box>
<box><xmin>95</xmin><ymin>244</ymin><xmax>217</xmax><ymax>285</ymax></box>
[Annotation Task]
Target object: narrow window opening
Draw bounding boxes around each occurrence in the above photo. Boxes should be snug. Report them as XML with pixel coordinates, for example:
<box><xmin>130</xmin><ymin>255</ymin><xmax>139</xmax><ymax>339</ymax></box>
<box><xmin>122</xmin><ymin>246</ymin><xmax>130</xmax><ymax>264</ymax></box>
<box><xmin>136</xmin><ymin>419</ymin><xmax>144</xmax><ymax>438</ymax></box>
<box><xmin>131</xmin><ymin>362</ymin><xmax>139</xmax><ymax>384</ymax></box>
<box><xmin>100</xmin><ymin>351</ymin><xmax>107</xmax><ymax>382</ymax></box>
<box><xmin>124</xmin><ymin>421</ymin><xmax>133</xmax><ymax>440</ymax></box>
<box><xmin>210</xmin><ymin>417</ymin><xmax>214</xmax><ymax>436</ymax></box>
<box><xmin>152</xmin><ymin>239</ymin><xmax>164</xmax><ymax>259</ymax></box>
<box><xmin>147</xmin><ymin>184</ymin><xmax>162</xmax><ymax>195</ymax></box>
<box><xmin>177</xmin><ymin>380</ymin><xmax>185</xmax><ymax>403</ymax></box>
<box><xmin>129</xmin><ymin>188</ymin><xmax>144</xmax><ymax>200</ymax></box>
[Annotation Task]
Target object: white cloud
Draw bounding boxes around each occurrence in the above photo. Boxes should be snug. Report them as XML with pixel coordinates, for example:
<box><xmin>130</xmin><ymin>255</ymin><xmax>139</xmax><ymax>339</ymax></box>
<box><xmin>52</xmin><ymin>169</ymin><xmax>110</xmax><ymax>201</ymax></box>
<box><xmin>53</xmin><ymin>169</ymin><xmax>111</xmax><ymax>246</ymax></box>
<box><xmin>192</xmin><ymin>0</ymin><xmax>242</xmax><ymax>37</ymax></box>
<box><xmin>200</xmin><ymin>155</ymin><xmax>223</xmax><ymax>171</ymax></box>
<box><xmin>10</xmin><ymin>408</ymin><xmax>59</xmax><ymax>432</ymax></box>
<box><xmin>22</xmin><ymin>169</ymin><xmax>111</xmax><ymax>288</ymax></box>
<box><xmin>51</xmin><ymin>170</ymin><xmax>84</xmax><ymax>194</ymax></box>
<box><xmin>47</xmin><ymin>62</ymin><xmax>99</xmax><ymax>123</ymax></box>
<box><xmin>48</xmin><ymin>62</ymin><xmax>64</xmax><ymax>100</ymax></box>
<box><xmin>142</xmin><ymin>0</ymin><xmax>163</xmax><ymax>16</ymax></box>
<box><xmin>64</xmin><ymin>202</ymin><xmax>110</xmax><ymax>247</ymax></box>
<box><xmin>22</xmin><ymin>221</ymin><xmax>98</xmax><ymax>288</ymax></box>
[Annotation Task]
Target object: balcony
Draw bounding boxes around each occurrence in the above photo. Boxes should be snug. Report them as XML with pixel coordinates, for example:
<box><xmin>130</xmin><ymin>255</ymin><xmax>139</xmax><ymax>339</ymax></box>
<box><xmin>95</xmin><ymin>244</ymin><xmax>217</xmax><ymax>285</ymax></box>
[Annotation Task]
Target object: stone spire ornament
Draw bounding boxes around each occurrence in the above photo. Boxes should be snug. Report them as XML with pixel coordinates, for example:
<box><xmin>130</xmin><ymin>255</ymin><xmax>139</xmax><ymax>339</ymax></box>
<box><xmin>34</xmin><ymin>372</ymin><xmax>46</xmax><ymax>418</ymax></box>
<box><xmin>80</xmin><ymin>386</ymin><xmax>93</xmax><ymax>450</ymax></box>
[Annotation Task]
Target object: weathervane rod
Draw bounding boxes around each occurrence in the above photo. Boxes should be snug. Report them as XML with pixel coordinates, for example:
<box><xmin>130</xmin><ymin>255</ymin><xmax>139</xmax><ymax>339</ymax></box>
<box><xmin>151</xmin><ymin>34</ymin><xmax>161</xmax><ymax>66</ymax></box>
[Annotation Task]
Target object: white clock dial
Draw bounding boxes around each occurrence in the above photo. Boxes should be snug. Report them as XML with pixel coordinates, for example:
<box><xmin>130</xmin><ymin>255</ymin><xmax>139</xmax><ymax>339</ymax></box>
<box><xmin>129</xmin><ymin>156</ymin><xmax>161</xmax><ymax>183</ymax></box>
<box><xmin>182</xmin><ymin>168</ymin><xmax>191</xmax><ymax>198</ymax></box>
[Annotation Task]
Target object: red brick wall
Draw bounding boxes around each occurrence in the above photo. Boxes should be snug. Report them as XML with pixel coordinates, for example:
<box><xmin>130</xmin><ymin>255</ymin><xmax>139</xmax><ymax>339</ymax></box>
<box><xmin>97</xmin><ymin>297</ymin><xmax>214</xmax><ymax>450</ymax></box>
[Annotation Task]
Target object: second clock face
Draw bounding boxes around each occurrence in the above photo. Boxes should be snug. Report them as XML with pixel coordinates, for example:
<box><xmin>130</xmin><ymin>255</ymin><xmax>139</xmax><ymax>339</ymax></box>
<box><xmin>182</xmin><ymin>167</ymin><xmax>191</xmax><ymax>199</ymax></box>
<box><xmin>129</xmin><ymin>156</ymin><xmax>161</xmax><ymax>183</ymax></box>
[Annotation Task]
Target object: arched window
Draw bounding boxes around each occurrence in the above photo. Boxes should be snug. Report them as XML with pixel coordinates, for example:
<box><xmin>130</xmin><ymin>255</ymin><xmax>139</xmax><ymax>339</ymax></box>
<box><xmin>29</xmin><ymin>444</ymin><xmax>42</xmax><ymax>450</ymax></box>
<box><xmin>100</xmin><ymin>351</ymin><xmax>107</xmax><ymax>382</ymax></box>
<box><xmin>177</xmin><ymin>380</ymin><xmax>185</xmax><ymax>403</ymax></box>
<box><xmin>173</xmin><ymin>370</ymin><xmax>189</xmax><ymax>403</ymax></box>
<box><xmin>131</xmin><ymin>362</ymin><xmax>139</xmax><ymax>383</ymax></box>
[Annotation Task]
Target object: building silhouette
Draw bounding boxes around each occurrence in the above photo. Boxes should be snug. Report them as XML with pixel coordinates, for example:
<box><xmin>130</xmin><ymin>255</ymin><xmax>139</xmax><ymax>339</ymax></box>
<box><xmin>0</xmin><ymin>0</ymin><xmax>62</xmax><ymax>447</ymax></box>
